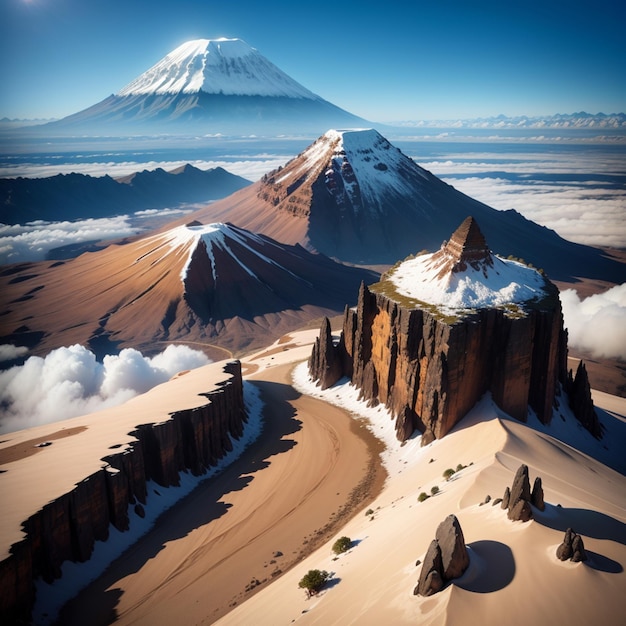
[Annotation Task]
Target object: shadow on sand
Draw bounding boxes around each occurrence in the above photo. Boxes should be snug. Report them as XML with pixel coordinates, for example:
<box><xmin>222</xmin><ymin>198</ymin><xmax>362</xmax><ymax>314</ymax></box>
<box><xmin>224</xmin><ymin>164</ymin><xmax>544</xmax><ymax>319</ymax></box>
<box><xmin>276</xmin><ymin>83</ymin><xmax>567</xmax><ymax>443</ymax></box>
<box><xmin>56</xmin><ymin>379</ymin><xmax>303</xmax><ymax>625</ymax></box>
<box><xmin>456</xmin><ymin>541</ymin><xmax>515</xmax><ymax>593</ymax></box>
<box><xmin>535</xmin><ymin>503</ymin><xmax>626</xmax><ymax>546</ymax></box>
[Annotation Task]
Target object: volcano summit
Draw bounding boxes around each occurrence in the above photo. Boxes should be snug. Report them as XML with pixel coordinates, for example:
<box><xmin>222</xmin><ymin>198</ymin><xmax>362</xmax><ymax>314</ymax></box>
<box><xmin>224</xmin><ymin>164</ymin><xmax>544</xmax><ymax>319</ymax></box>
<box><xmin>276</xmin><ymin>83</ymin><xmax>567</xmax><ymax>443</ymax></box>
<box><xmin>44</xmin><ymin>38</ymin><xmax>368</xmax><ymax>135</ymax></box>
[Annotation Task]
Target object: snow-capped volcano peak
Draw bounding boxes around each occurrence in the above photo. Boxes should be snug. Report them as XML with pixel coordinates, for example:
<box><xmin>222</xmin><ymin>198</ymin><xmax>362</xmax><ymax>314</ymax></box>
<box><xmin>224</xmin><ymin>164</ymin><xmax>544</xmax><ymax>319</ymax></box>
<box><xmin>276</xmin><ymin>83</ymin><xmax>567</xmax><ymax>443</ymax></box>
<box><xmin>117</xmin><ymin>38</ymin><xmax>318</xmax><ymax>99</ymax></box>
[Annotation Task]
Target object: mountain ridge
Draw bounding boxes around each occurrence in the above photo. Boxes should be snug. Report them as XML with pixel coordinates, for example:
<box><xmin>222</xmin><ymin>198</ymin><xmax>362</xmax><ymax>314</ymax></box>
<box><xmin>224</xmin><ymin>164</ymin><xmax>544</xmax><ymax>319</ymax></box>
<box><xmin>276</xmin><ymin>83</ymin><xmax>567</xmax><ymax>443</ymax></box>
<box><xmin>180</xmin><ymin>128</ymin><xmax>626</xmax><ymax>283</ymax></box>
<box><xmin>0</xmin><ymin>164</ymin><xmax>251</xmax><ymax>225</ymax></box>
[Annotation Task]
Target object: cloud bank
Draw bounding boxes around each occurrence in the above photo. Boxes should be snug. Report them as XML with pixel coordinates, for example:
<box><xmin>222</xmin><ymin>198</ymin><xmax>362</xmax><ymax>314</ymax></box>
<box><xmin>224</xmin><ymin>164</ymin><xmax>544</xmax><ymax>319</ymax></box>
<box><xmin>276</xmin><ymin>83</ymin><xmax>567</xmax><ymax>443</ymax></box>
<box><xmin>0</xmin><ymin>216</ymin><xmax>138</xmax><ymax>264</ymax></box>
<box><xmin>0</xmin><ymin>344</ymin><xmax>210</xmax><ymax>434</ymax></box>
<box><xmin>560</xmin><ymin>283</ymin><xmax>626</xmax><ymax>360</ymax></box>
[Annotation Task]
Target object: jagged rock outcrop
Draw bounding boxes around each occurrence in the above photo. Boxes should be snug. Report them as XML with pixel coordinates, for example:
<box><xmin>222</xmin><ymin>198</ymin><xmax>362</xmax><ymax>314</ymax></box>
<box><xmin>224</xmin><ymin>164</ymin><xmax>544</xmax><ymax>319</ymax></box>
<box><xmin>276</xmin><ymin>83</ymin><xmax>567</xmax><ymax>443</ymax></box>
<box><xmin>567</xmin><ymin>361</ymin><xmax>602</xmax><ymax>438</ymax></box>
<box><xmin>503</xmin><ymin>464</ymin><xmax>544</xmax><ymax>522</ymax></box>
<box><xmin>414</xmin><ymin>514</ymin><xmax>469</xmax><ymax>596</ymax></box>
<box><xmin>556</xmin><ymin>528</ymin><xmax>588</xmax><ymax>562</ymax></box>
<box><xmin>309</xmin><ymin>317</ymin><xmax>343</xmax><ymax>390</ymax></box>
<box><xmin>531</xmin><ymin>477</ymin><xmax>545</xmax><ymax>511</ymax></box>
<box><xmin>0</xmin><ymin>361</ymin><xmax>247</xmax><ymax>624</ymax></box>
<box><xmin>308</xmin><ymin>217</ymin><xmax>599</xmax><ymax>444</ymax></box>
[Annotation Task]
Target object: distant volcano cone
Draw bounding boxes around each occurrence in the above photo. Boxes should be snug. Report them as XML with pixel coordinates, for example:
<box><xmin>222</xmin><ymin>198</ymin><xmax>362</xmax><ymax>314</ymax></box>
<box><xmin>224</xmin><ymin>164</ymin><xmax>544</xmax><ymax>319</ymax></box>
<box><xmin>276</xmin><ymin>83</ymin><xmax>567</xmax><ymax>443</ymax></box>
<box><xmin>43</xmin><ymin>39</ymin><xmax>368</xmax><ymax>135</ymax></box>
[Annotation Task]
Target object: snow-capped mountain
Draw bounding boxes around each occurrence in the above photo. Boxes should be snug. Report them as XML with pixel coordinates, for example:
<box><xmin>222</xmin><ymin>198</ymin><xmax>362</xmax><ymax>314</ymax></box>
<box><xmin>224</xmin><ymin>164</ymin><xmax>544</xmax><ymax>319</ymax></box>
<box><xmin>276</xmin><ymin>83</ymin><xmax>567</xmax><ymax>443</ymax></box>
<box><xmin>117</xmin><ymin>38</ymin><xmax>318</xmax><ymax>99</ymax></box>
<box><xmin>43</xmin><ymin>39</ymin><xmax>368</xmax><ymax>135</ymax></box>
<box><xmin>0</xmin><ymin>220</ymin><xmax>377</xmax><ymax>358</ymax></box>
<box><xmin>187</xmin><ymin>128</ymin><xmax>625</xmax><ymax>283</ymax></box>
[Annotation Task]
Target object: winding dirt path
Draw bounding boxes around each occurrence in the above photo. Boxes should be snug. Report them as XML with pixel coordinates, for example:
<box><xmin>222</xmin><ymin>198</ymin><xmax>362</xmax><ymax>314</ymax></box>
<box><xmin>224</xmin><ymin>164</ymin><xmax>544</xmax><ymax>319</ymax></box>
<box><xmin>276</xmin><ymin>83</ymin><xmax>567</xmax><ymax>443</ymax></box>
<box><xmin>58</xmin><ymin>362</ymin><xmax>386</xmax><ymax>625</ymax></box>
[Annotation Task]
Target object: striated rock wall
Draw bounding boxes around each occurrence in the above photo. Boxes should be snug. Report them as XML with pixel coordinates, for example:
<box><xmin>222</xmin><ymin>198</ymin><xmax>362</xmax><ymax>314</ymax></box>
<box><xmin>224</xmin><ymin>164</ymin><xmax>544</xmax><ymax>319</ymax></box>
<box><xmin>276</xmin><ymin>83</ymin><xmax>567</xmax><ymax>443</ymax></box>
<box><xmin>309</xmin><ymin>281</ymin><xmax>596</xmax><ymax>444</ymax></box>
<box><xmin>0</xmin><ymin>360</ymin><xmax>247</xmax><ymax>624</ymax></box>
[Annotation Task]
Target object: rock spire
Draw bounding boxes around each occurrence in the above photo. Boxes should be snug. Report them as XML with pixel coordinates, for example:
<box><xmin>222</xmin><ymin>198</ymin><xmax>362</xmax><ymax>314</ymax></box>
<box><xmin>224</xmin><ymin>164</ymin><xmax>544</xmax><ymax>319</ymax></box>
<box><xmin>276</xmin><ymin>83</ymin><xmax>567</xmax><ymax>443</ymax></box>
<box><xmin>429</xmin><ymin>216</ymin><xmax>494</xmax><ymax>278</ymax></box>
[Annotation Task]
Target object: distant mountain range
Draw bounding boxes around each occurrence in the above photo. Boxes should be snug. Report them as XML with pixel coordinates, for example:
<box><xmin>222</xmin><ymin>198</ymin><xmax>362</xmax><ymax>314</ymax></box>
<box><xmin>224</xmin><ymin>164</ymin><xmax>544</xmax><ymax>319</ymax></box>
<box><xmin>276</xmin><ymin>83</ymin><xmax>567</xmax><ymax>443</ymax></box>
<box><xmin>38</xmin><ymin>38</ymin><xmax>369</xmax><ymax>136</ymax></box>
<box><xmin>180</xmin><ymin>128</ymin><xmax>625</xmax><ymax>283</ymax></box>
<box><xmin>394</xmin><ymin>112</ymin><xmax>626</xmax><ymax>129</ymax></box>
<box><xmin>0</xmin><ymin>164</ymin><xmax>250</xmax><ymax>224</ymax></box>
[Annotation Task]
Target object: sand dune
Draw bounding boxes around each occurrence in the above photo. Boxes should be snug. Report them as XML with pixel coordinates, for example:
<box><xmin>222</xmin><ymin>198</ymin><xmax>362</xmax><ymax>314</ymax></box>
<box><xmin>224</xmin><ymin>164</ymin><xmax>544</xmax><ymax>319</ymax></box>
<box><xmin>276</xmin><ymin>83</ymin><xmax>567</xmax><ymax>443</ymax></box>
<box><xmin>3</xmin><ymin>330</ymin><xmax>625</xmax><ymax>625</ymax></box>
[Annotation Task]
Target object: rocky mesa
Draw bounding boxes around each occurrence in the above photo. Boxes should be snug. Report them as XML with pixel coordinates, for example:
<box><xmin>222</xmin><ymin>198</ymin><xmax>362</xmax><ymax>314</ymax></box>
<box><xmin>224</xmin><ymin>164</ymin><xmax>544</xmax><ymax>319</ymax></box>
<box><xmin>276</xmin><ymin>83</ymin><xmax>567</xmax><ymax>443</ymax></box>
<box><xmin>309</xmin><ymin>217</ymin><xmax>599</xmax><ymax>443</ymax></box>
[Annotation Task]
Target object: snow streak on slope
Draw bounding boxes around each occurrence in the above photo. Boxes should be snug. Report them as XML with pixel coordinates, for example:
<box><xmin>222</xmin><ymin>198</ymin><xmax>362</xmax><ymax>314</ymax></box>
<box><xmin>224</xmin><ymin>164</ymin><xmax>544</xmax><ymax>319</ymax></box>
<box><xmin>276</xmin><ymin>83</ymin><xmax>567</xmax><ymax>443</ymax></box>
<box><xmin>118</xmin><ymin>38</ymin><xmax>318</xmax><ymax>99</ymax></box>
<box><xmin>324</xmin><ymin>129</ymin><xmax>430</xmax><ymax>215</ymax></box>
<box><xmin>389</xmin><ymin>252</ymin><xmax>549</xmax><ymax>312</ymax></box>
<box><xmin>158</xmin><ymin>222</ymin><xmax>302</xmax><ymax>284</ymax></box>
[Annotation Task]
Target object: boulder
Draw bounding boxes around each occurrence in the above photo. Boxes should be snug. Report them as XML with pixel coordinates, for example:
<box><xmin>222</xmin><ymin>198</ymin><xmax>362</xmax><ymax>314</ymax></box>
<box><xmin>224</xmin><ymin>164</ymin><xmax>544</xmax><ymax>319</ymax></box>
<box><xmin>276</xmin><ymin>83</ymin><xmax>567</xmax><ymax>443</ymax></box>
<box><xmin>415</xmin><ymin>515</ymin><xmax>470</xmax><ymax>597</ymax></box>
<box><xmin>501</xmin><ymin>486</ymin><xmax>511</xmax><ymax>509</ymax></box>
<box><xmin>415</xmin><ymin>539</ymin><xmax>443</xmax><ymax>596</ymax></box>
<box><xmin>508</xmin><ymin>498</ymin><xmax>533</xmax><ymax>522</ymax></box>
<box><xmin>531</xmin><ymin>476</ymin><xmax>545</xmax><ymax>511</ymax></box>
<box><xmin>509</xmin><ymin>464</ymin><xmax>531</xmax><ymax>508</ymax></box>
<box><xmin>556</xmin><ymin>528</ymin><xmax>587</xmax><ymax>562</ymax></box>
<box><xmin>436</xmin><ymin>514</ymin><xmax>470</xmax><ymax>580</ymax></box>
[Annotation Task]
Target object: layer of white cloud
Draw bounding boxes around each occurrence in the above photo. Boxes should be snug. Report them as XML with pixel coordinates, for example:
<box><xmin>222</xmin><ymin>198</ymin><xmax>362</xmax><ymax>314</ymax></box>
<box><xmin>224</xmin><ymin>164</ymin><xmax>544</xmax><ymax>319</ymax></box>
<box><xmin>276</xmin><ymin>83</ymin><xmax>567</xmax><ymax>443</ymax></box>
<box><xmin>560</xmin><ymin>284</ymin><xmax>626</xmax><ymax>360</ymax></box>
<box><xmin>0</xmin><ymin>344</ymin><xmax>28</xmax><ymax>362</ymax></box>
<box><xmin>440</xmin><ymin>176</ymin><xmax>626</xmax><ymax>248</ymax></box>
<box><xmin>0</xmin><ymin>216</ymin><xmax>137</xmax><ymax>264</ymax></box>
<box><xmin>0</xmin><ymin>344</ymin><xmax>211</xmax><ymax>433</ymax></box>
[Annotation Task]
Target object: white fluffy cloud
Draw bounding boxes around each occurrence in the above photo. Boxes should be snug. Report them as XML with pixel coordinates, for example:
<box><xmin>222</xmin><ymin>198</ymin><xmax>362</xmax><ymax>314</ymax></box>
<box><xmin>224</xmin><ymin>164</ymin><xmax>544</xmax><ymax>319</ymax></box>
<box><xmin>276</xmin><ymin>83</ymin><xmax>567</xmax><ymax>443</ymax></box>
<box><xmin>0</xmin><ymin>344</ymin><xmax>210</xmax><ymax>433</ymax></box>
<box><xmin>560</xmin><ymin>284</ymin><xmax>626</xmax><ymax>359</ymax></box>
<box><xmin>0</xmin><ymin>216</ymin><xmax>138</xmax><ymax>264</ymax></box>
<box><xmin>414</xmin><ymin>149</ymin><xmax>626</xmax><ymax>249</ymax></box>
<box><xmin>0</xmin><ymin>344</ymin><xmax>29</xmax><ymax>362</ymax></box>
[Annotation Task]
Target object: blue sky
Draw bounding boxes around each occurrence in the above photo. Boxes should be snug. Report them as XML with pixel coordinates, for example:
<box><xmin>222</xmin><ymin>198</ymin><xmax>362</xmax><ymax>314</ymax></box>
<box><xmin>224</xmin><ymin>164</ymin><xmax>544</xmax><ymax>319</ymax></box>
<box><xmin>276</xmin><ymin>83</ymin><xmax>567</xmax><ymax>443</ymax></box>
<box><xmin>1</xmin><ymin>0</ymin><xmax>624</xmax><ymax>122</ymax></box>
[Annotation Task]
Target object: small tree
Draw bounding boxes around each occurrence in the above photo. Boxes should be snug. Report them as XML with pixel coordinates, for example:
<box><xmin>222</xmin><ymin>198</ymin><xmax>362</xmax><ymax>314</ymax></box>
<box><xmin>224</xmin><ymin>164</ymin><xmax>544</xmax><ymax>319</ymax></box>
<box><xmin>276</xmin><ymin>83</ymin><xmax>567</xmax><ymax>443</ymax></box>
<box><xmin>431</xmin><ymin>485</ymin><xmax>440</xmax><ymax>496</ymax></box>
<box><xmin>332</xmin><ymin>536</ymin><xmax>352</xmax><ymax>555</ymax></box>
<box><xmin>418</xmin><ymin>492</ymin><xmax>430</xmax><ymax>502</ymax></box>
<box><xmin>443</xmin><ymin>468</ymin><xmax>455</xmax><ymax>481</ymax></box>
<box><xmin>298</xmin><ymin>569</ymin><xmax>330</xmax><ymax>597</ymax></box>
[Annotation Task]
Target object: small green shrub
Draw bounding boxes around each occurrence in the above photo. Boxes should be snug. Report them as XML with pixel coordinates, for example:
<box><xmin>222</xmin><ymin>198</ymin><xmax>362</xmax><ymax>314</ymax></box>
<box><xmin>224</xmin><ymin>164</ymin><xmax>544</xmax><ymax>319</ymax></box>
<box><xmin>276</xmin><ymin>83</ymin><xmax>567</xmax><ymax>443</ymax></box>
<box><xmin>431</xmin><ymin>485</ymin><xmax>440</xmax><ymax>496</ymax></box>
<box><xmin>456</xmin><ymin>463</ymin><xmax>466</xmax><ymax>472</ymax></box>
<box><xmin>298</xmin><ymin>569</ymin><xmax>330</xmax><ymax>596</ymax></box>
<box><xmin>365</xmin><ymin>508</ymin><xmax>374</xmax><ymax>516</ymax></box>
<box><xmin>443</xmin><ymin>468</ymin><xmax>455</xmax><ymax>480</ymax></box>
<box><xmin>418</xmin><ymin>492</ymin><xmax>430</xmax><ymax>502</ymax></box>
<box><xmin>332</xmin><ymin>536</ymin><xmax>352</xmax><ymax>555</ymax></box>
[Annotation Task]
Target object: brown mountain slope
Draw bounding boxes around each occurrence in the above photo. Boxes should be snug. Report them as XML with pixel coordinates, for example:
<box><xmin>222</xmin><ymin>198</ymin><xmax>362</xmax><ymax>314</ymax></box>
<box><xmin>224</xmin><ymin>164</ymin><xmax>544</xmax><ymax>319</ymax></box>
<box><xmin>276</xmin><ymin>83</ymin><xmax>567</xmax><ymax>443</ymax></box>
<box><xmin>176</xmin><ymin>129</ymin><xmax>625</xmax><ymax>284</ymax></box>
<box><xmin>0</xmin><ymin>222</ymin><xmax>377</xmax><ymax>359</ymax></box>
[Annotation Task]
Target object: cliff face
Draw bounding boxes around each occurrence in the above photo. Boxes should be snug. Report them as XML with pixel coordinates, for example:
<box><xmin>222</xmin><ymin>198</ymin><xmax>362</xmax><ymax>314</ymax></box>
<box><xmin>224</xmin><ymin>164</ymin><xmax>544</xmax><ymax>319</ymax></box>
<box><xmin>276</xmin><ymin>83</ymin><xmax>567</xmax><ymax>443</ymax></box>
<box><xmin>309</xmin><ymin>218</ymin><xmax>599</xmax><ymax>444</ymax></box>
<box><xmin>0</xmin><ymin>360</ymin><xmax>246</xmax><ymax>623</ymax></box>
<box><xmin>319</xmin><ymin>283</ymin><xmax>568</xmax><ymax>444</ymax></box>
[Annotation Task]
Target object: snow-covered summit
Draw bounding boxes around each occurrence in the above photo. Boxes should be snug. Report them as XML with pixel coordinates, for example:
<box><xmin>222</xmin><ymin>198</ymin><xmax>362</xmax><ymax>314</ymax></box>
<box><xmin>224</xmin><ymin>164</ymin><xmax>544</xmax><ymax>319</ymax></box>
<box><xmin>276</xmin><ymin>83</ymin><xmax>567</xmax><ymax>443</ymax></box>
<box><xmin>156</xmin><ymin>221</ymin><xmax>299</xmax><ymax>284</ymax></box>
<box><xmin>117</xmin><ymin>38</ymin><xmax>319</xmax><ymax>99</ymax></box>
<box><xmin>387</xmin><ymin>217</ymin><xmax>549</xmax><ymax>312</ymax></box>
<box><xmin>276</xmin><ymin>128</ymin><xmax>430</xmax><ymax>217</ymax></box>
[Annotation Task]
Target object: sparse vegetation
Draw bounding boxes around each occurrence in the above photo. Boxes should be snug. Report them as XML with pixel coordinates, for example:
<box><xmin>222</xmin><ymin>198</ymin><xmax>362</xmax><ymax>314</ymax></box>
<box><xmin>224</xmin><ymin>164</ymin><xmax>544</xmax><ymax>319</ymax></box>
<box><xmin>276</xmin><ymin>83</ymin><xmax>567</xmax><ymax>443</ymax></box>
<box><xmin>456</xmin><ymin>463</ymin><xmax>467</xmax><ymax>472</ymax></box>
<box><xmin>332</xmin><ymin>536</ymin><xmax>352</xmax><ymax>555</ymax></box>
<box><xmin>298</xmin><ymin>569</ymin><xmax>330</xmax><ymax>596</ymax></box>
<box><xmin>365</xmin><ymin>508</ymin><xmax>374</xmax><ymax>516</ymax></box>
<box><xmin>431</xmin><ymin>485</ymin><xmax>440</xmax><ymax>496</ymax></box>
<box><xmin>418</xmin><ymin>492</ymin><xmax>430</xmax><ymax>502</ymax></box>
<box><xmin>443</xmin><ymin>468</ymin><xmax>456</xmax><ymax>481</ymax></box>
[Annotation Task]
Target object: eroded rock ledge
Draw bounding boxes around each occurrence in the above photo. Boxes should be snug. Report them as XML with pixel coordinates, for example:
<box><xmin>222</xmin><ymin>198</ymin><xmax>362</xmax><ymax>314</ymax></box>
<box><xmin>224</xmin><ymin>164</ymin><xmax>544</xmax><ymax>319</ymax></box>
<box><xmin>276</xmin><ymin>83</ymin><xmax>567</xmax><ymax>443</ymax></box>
<box><xmin>0</xmin><ymin>360</ymin><xmax>247</xmax><ymax>623</ymax></box>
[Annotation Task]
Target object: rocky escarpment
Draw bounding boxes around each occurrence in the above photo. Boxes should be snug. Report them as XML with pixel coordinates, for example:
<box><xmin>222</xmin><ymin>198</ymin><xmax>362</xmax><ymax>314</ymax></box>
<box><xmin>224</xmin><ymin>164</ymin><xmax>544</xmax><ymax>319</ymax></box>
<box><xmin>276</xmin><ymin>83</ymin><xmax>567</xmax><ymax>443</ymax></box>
<box><xmin>0</xmin><ymin>360</ymin><xmax>247</xmax><ymax>624</ymax></box>
<box><xmin>309</xmin><ymin>218</ymin><xmax>599</xmax><ymax>444</ymax></box>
